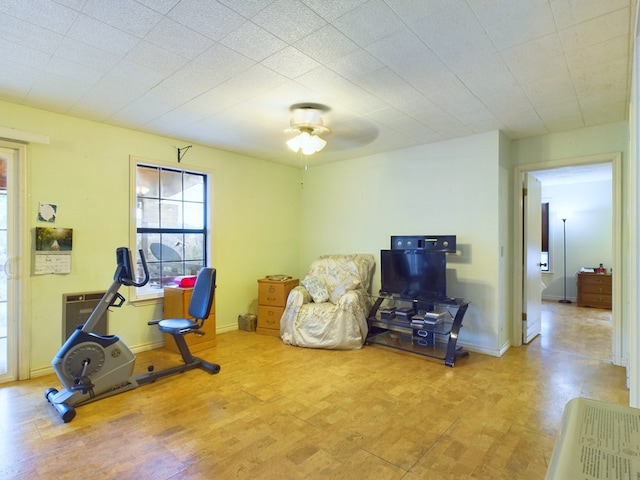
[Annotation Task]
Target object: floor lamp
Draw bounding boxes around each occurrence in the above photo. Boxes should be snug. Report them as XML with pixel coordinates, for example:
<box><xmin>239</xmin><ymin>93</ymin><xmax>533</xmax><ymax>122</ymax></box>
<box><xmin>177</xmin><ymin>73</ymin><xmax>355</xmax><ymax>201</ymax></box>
<box><xmin>559</xmin><ymin>217</ymin><xmax>572</xmax><ymax>304</ymax></box>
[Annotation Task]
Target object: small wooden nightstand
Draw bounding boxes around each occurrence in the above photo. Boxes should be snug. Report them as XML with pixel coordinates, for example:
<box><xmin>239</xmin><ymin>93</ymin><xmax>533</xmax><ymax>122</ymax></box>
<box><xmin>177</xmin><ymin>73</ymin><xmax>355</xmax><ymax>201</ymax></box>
<box><xmin>163</xmin><ymin>285</ymin><xmax>216</xmax><ymax>352</ymax></box>
<box><xmin>577</xmin><ymin>273</ymin><xmax>612</xmax><ymax>309</ymax></box>
<box><xmin>257</xmin><ymin>278</ymin><xmax>299</xmax><ymax>336</ymax></box>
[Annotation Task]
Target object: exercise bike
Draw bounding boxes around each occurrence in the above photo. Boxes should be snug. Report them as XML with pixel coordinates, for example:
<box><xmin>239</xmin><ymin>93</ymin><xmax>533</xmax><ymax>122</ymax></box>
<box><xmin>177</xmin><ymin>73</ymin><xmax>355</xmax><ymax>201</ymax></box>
<box><xmin>45</xmin><ymin>247</ymin><xmax>220</xmax><ymax>423</ymax></box>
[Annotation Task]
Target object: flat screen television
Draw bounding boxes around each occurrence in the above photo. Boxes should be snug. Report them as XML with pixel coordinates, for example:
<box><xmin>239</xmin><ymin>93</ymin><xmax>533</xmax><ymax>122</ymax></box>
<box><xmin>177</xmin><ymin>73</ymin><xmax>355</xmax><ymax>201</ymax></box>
<box><xmin>380</xmin><ymin>249</ymin><xmax>447</xmax><ymax>299</ymax></box>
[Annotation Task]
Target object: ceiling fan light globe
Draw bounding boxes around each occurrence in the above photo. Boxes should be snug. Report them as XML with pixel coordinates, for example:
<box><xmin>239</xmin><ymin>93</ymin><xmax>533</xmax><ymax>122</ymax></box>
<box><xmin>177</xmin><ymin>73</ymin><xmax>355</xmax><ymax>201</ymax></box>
<box><xmin>301</xmin><ymin>143</ymin><xmax>316</xmax><ymax>155</ymax></box>
<box><xmin>310</xmin><ymin>135</ymin><xmax>326</xmax><ymax>152</ymax></box>
<box><xmin>287</xmin><ymin>131</ymin><xmax>326</xmax><ymax>155</ymax></box>
<box><xmin>286</xmin><ymin>135</ymin><xmax>302</xmax><ymax>152</ymax></box>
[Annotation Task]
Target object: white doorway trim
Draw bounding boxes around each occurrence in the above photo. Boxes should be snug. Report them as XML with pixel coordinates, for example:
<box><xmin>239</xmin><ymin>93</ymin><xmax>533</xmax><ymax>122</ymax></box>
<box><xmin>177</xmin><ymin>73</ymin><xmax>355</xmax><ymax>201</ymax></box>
<box><xmin>512</xmin><ymin>152</ymin><xmax>623</xmax><ymax>366</ymax></box>
<box><xmin>0</xmin><ymin>141</ymin><xmax>30</xmax><ymax>381</ymax></box>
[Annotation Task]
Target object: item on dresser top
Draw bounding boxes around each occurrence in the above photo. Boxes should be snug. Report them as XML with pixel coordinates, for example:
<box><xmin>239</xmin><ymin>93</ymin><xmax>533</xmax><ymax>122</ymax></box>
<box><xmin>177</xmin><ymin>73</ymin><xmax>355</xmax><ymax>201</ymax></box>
<box><xmin>266</xmin><ymin>274</ymin><xmax>292</xmax><ymax>281</ymax></box>
<box><xmin>174</xmin><ymin>275</ymin><xmax>197</xmax><ymax>288</ymax></box>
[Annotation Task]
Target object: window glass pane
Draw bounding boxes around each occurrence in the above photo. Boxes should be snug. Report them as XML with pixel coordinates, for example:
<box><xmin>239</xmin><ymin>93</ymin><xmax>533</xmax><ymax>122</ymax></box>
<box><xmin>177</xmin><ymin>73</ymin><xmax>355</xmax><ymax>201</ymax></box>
<box><xmin>183</xmin><ymin>173</ymin><xmax>203</xmax><ymax>201</ymax></box>
<box><xmin>161</xmin><ymin>261</ymin><xmax>183</xmax><ymax>284</ymax></box>
<box><xmin>138</xmin><ymin>233</ymin><xmax>160</xmax><ymax>261</ymax></box>
<box><xmin>137</xmin><ymin>166</ymin><xmax>159</xmax><ymax>198</ymax></box>
<box><xmin>184</xmin><ymin>233</ymin><xmax>204</xmax><ymax>263</ymax></box>
<box><xmin>160</xmin><ymin>169</ymin><xmax>183</xmax><ymax>200</ymax></box>
<box><xmin>154</xmin><ymin>236</ymin><xmax>181</xmax><ymax>261</ymax></box>
<box><xmin>160</xmin><ymin>200</ymin><xmax>182</xmax><ymax>229</ymax></box>
<box><xmin>541</xmin><ymin>252</ymin><xmax>549</xmax><ymax>272</ymax></box>
<box><xmin>138</xmin><ymin>198</ymin><xmax>160</xmax><ymax>228</ymax></box>
<box><xmin>137</xmin><ymin>233</ymin><xmax>161</xmax><ymax>289</ymax></box>
<box><xmin>184</xmin><ymin>202</ymin><xmax>204</xmax><ymax>229</ymax></box>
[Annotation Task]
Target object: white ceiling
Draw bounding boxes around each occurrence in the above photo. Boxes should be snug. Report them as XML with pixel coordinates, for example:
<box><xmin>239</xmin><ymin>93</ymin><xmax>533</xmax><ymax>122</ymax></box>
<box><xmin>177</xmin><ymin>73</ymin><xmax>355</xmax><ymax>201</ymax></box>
<box><xmin>0</xmin><ymin>0</ymin><xmax>635</xmax><ymax>167</ymax></box>
<box><xmin>532</xmin><ymin>162</ymin><xmax>612</xmax><ymax>186</ymax></box>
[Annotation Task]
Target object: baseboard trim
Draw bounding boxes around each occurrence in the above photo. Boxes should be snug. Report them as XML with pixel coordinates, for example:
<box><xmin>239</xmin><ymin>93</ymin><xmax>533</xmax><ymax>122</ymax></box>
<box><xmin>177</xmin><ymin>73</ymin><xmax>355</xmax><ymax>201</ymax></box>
<box><xmin>217</xmin><ymin>324</ymin><xmax>241</xmax><ymax>334</ymax></box>
<box><xmin>458</xmin><ymin>341</ymin><xmax>510</xmax><ymax>358</ymax></box>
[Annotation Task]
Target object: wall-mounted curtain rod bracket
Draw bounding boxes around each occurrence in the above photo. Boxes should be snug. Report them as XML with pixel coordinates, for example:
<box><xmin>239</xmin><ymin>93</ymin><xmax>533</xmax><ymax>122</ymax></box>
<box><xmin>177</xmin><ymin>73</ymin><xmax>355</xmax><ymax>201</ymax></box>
<box><xmin>177</xmin><ymin>145</ymin><xmax>192</xmax><ymax>163</ymax></box>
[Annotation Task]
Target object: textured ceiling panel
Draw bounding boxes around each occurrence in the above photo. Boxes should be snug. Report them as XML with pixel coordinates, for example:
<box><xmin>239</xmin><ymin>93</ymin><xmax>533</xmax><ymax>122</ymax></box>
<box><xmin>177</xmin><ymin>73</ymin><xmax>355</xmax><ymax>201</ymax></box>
<box><xmin>0</xmin><ymin>0</ymin><xmax>634</xmax><ymax>167</ymax></box>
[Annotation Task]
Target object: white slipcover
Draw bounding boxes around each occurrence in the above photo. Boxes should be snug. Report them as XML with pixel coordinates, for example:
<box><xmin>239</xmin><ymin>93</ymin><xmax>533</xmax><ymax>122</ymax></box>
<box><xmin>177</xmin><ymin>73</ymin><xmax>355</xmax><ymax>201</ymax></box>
<box><xmin>280</xmin><ymin>254</ymin><xmax>375</xmax><ymax>350</ymax></box>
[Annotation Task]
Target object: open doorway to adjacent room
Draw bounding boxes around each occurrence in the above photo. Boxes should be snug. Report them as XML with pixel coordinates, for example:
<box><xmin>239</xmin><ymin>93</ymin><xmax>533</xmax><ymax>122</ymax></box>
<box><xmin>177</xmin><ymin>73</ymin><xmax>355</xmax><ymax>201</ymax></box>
<box><xmin>513</xmin><ymin>153</ymin><xmax>621</xmax><ymax>366</ymax></box>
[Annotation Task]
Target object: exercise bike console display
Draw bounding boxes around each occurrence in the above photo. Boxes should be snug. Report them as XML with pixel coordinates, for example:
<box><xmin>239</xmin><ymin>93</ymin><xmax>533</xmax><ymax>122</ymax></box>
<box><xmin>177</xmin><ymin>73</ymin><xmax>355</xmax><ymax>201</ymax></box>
<box><xmin>45</xmin><ymin>247</ymin><xmax>220</xmax><ymax>423</ymax></box>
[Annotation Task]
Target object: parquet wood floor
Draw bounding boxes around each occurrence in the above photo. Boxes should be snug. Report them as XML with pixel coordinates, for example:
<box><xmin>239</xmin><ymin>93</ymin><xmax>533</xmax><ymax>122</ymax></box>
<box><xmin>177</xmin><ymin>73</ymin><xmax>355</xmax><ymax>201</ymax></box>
<box><xmin>0</xmin><ymin>301</ymin><xmax>626</xmax><ymax>479</ymax></box>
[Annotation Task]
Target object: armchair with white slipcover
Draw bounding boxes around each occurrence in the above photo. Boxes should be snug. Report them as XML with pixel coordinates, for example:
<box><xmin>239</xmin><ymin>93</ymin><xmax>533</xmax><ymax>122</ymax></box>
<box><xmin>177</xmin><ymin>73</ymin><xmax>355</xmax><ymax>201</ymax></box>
<box><xmin>280</xmin><ymin>254</ymin><xmax>375</xmax><ymax>349</ymax></box>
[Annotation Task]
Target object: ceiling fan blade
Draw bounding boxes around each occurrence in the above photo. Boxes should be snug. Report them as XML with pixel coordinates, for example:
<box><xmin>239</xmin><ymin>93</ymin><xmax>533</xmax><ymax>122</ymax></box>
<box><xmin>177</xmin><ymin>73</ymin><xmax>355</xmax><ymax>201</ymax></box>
<box><xmin>327</xmin><ymin>118</ymin><xmax>379</xmax><ymax>150</ymax></box>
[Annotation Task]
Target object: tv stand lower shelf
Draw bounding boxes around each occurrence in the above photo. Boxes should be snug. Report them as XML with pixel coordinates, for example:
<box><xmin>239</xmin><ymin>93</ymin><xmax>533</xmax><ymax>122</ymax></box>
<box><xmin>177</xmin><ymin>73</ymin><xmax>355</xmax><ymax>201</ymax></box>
<box><xmin>365</xmin><ymin>297</ymin><xmax>469</xmax><ymax>367</ymax></box>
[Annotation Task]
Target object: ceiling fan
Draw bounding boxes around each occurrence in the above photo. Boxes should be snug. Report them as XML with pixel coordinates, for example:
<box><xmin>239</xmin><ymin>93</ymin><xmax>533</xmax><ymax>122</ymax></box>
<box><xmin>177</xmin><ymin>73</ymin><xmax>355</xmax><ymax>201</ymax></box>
<box><xmin>285</xmin><ymin>103</ymin><xmax>331</xmax><ymax>155</ymax></box>
<box><xmin>283</xmin><ymin>102</ymin><xmax>380</xmax><ymax>158</ymax></box>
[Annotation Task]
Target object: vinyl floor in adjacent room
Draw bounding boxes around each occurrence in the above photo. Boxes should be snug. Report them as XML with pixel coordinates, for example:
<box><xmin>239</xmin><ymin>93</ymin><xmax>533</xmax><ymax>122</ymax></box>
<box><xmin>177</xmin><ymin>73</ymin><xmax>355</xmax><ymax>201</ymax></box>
<box><xmin>0</xmin><ymin>300</ymin><xmax>626</xmax><ymax>479</ymax></box>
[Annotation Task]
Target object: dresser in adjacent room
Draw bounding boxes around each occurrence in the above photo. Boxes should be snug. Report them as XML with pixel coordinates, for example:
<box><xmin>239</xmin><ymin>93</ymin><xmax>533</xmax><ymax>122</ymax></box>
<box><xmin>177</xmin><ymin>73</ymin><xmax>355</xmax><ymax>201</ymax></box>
<box><xmin>257</xmin><ymin>278</ymin><xmax>299</xmax><ymax>336</ymax></box>
<box><xmin>163</xmin><ymin>285</ymin><xmax>216</xmax><ymax>352</ymax></box>
<box><xmin>576</xmin><ymin>273</ymin><xmax>612</xmax><ymax>309</ymax></box>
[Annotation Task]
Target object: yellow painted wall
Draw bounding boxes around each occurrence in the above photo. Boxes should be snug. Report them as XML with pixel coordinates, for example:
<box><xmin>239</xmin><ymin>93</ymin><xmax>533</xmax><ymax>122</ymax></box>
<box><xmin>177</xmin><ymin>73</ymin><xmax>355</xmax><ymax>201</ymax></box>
<box><xmin>1</xmin><ymin>98</ymin><xmax>631</xmax><ymax>373</ymax></box>
<box><xmin>1</xmin><ymin>100</ymin><xmax>301</xmax><ymax>372</ymax></box>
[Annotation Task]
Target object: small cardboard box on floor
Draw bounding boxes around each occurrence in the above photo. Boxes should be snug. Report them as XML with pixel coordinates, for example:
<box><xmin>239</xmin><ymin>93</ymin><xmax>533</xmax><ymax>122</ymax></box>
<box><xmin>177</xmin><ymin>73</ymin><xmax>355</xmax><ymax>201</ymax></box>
<box><xmin>238</xmin><ymin>313</ymin><xmax>257</xmax><ymax>331</ymax></box>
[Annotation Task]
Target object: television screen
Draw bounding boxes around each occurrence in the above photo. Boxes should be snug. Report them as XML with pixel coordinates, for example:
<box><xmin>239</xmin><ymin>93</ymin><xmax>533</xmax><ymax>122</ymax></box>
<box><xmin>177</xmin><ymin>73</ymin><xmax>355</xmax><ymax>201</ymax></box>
<box><xmin>380</xmin><ymin>249</ymin><xmax>447</xmax><ymax>299</ymax></box>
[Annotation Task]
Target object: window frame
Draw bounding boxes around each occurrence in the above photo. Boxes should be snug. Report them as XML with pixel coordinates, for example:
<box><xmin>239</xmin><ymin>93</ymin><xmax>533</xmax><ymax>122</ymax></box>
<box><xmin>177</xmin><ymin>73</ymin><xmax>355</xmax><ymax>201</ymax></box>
<box><xmin>129</xmin><ymin>155</ymin><xmax>212</xmax><ymax>303</ymax></box>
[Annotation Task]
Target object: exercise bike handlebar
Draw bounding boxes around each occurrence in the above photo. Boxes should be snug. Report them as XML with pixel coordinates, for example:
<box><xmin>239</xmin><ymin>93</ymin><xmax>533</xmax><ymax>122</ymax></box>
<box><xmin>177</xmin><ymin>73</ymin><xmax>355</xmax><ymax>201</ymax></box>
<box><xmin>115</xmin><ymin>247</ymin><xmax>150</xmax><ymax>288</ymax></box>
<box><xmin>132</xmin><ymin>249</ymin><xmax>150</xmax><ymax>288</ymax></box>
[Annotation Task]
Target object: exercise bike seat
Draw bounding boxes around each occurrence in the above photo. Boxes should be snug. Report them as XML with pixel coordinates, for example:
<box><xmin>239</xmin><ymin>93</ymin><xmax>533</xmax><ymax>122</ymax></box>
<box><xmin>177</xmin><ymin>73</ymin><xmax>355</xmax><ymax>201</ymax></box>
<box><xmin>157</xmin><ymin>318</ymin><xmax>199</xmax><ymax>335</ymax></box>
<box><xmin>155</xmin><ymin>267</ymin><xmax>216</xmax><ymax>335</ymax></box>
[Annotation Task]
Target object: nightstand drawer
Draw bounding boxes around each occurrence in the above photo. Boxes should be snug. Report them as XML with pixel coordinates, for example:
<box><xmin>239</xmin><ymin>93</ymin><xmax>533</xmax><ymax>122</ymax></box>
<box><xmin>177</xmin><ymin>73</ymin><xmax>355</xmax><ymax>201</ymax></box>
<box><xmin>579</xmin><ymin>282</ymin><xmax>612</xmax><ymax>294</ymax></box>
<box><xmin>258</xmin><ymin>281</ymin><xmax>295</xmax><ymax>306</ymax></box>
<box><xmin>578</xmin><ymin>292</ymin><xmax>612</xmax><ymax>309</ymax></box>
<box><xmin>257</xmin><ymin>305</ymin><xmax>284</xmax><ymax>330</ymax></box>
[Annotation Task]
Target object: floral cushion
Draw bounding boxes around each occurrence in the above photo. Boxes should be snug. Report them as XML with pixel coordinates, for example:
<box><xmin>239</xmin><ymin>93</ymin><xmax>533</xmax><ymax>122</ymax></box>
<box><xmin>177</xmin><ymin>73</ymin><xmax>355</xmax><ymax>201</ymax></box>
<box><xmin>301</xmin><ymin>276</ymin><xmax>329</xmax><ymax>303</ymax></box>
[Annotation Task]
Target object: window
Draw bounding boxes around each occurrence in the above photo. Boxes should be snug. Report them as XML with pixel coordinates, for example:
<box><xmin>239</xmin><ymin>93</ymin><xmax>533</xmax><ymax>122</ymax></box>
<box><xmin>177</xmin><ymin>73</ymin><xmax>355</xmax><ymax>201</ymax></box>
<box><xmin>541</xmin><ymin>202</ymin><xmax>549</xmax><ymax>272</ymax></box>
<box><xmin>132</xmin><ymin>161</ymin><xmax>208</xmax><ymax>298</ymax></box>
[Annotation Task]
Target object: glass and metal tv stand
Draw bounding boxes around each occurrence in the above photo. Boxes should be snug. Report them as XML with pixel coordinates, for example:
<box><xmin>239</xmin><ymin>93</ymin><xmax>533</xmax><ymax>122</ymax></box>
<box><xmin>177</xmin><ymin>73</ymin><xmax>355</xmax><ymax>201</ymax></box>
<box><xmin>366</xmin><ymin>295</ymin><xmax>469</xmax><ymax>367</ymax></box>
